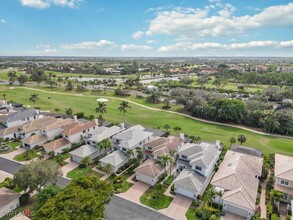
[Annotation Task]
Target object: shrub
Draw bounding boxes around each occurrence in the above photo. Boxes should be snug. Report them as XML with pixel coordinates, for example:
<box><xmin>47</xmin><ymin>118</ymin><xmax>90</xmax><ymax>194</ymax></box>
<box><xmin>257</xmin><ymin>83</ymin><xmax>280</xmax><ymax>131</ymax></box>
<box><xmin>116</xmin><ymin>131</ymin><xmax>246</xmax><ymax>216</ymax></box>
<box><xmin>20</xmin><ymin>193</ymin><xmax>30</xmax><ymax>205</ymax></box>
<box><xmin>113</xmin><ymin>176</ymin><xmax>124</xmax><ymax>184</ymax></box>
<box><xmin>195</xmin><ymin>209</ymin><xmax>204</xmax><ymax>218</ymax></box>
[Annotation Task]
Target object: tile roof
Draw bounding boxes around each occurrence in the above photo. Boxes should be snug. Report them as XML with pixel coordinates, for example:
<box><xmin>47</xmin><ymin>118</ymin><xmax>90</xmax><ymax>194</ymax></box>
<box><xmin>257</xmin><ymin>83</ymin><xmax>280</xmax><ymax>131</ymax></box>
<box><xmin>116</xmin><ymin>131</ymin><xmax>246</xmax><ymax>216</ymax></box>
<box><xmin>173</xmin><ymin>169</ymin><xmax>207</xmax><ymax>194</ymax></box>
<box><xmin>0</xmin><ymin>187</ymin><xmax>20</xmax><ymax>207</ymax></box>
<box><xmin>211</xmin><ymin>150</ymin><xmax>263</xmax><ymax>210</ymax></box>
<box><xmin>275</xmin><ymin>154</ymin><xmax>293</xmax><ymax>182</ymax></box>
<box><xmin>3</xmin><ymin>109</ymin><xmax>38</xmax><ymax>123</ymax></box>
<box><xmin>23</xmin><ymin>134</ymin><xmax>47</xmax><ymax>145</ymax></box>
<box><xmin>21</xmin><ymin>116</ymin><xmax>57</xmax><ymax>134</ymax></box>
<box><xmin>135</xmin><ymin>159</ymin><xmax>163</xmax><ymax>178</ymax></box>
<box><xmin>88</xmin><ymin>126</ymin><xmax>123</xmax><ymax>143</ymax></box>
<box><xmin>43</xmin><ymin>118</ymin><xmax>74</xmax><ymax>132</ymax></box>
<box><xmin>62</xmin><ymin>121</ymin><xmax>96</xmax><ymax>136</ymax></box>
<box><xmin>112</xmin><ymin>125</ymin><xmax>153</xmax><ymax>149</ymax></box>
<box><xmin>0</xmin><ymin>124</ymin><xmax>23</xmax><ymax>136</ymax></box>
<box><xmin>69</xmin><ymin>144</ymin><xmax>99</xmax><ymax>158</ymax></box>
<box><xmin>178</xmin><ymin>141</ymin><xmax>220</xmax><ymax>168</ymax></box>
<box><xmin>100</xmin><ymin>151</ymin><xmax>128</xmax><ymax>167</ymax></box>
<box><xmin>43</xmin><ymin>138</ymin><xmax>71</xmax><ymax>151</ymax></box>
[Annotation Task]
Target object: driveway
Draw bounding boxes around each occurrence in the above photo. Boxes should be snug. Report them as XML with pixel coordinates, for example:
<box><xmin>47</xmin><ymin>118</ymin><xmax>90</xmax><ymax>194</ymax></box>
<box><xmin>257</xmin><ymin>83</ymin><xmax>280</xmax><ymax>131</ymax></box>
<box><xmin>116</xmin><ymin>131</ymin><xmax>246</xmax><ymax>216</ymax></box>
<box><xmin>220</xmin><ymin>212</ymin><xmax>246</xmax><ymax>220</ymax></box>
<box><xmin>118</xmin><ymin>181</ymin><xmax>149</xmax><ymax>203</ymax></box>
<box><xmin>106</xmin><ymin>195</ymin><xmax>173</xmax><ymax>220</ymax></box>
<box><xmin>61</xmin><ymin>160</ymin><xmax>79</xmax><ymax>177</ymax></box>
<box><xmin>160</xmin><ymin>195</ymin><xmax>192</xmax><ymax>220</ymax></box>
<box><xmin>4</xmin><ymin>147</ymin><xmax>26</xmax><ymax>160</ymax></box>
<box><xmin>0</xmin><ymin>169</ymin><xmax>13</xmax><ymax>182</ymax></box>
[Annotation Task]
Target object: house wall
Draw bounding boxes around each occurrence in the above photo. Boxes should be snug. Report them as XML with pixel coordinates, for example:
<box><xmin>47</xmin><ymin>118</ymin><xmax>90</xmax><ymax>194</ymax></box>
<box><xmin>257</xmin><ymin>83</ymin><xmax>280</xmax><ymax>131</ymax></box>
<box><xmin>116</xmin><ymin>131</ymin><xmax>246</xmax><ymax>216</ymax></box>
<box><xmin>44</xmin><ymin>143</ymin><xmax>71</xmax><ymax>155</ymax></box>
<box><xmin>22</xmin><ymin>139</ymin><xmax>47</xmax><ymax>149</ymax></box>
<box><xmin>44</xmin><ymin>128</ymin><xmax>63</xmax><ymax>140</ymax></box>
<box><xmin>1</xmin><ymin>132</ymin><xmax>20</xmax><ymax>140</ymax></box>
<box><xmin>5</xmin><ymin>115</ymin><xmax>42</xmax><ymax>128</ymax></box>
<box><xmin>275</xmin><ymin>177</ymin><xmax>293</xmax><ymax>203</ymax></box>
<box><xmin>0</xmin><ymin>198</ymin><xmax>20</xmax><ymax>218</ymax></box>
<box><xmin>174</xmin><ymin>186</ymin><xmax>197</xmax><ymax>199</ymax></box>
<box><xmin>101</xmin><ymin>158</ymin><xmax>128</xmax><ymax>173</ymax></box>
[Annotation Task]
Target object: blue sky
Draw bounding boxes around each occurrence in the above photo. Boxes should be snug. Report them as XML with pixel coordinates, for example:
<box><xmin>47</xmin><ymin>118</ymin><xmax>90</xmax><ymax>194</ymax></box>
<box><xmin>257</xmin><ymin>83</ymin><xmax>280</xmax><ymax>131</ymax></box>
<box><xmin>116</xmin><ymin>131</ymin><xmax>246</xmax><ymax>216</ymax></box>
<box><xmin>0</xmin><ymin>0</ymin><xmax>292</xmax><ymax>56</ymax></box>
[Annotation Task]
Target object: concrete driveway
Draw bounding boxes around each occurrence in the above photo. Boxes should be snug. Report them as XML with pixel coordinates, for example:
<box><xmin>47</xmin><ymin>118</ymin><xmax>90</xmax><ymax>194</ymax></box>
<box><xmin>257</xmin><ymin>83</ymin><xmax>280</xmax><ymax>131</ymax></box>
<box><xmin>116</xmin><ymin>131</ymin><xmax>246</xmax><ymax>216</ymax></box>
<box><xmin>0</xmin><ymin>170</ymin><xmax>13</xmax><ymax>182</ymax></box>
<box><xmin>61</xmin><ymin>160</ymin><xmax>79</xmax><ymax>177</ymax></box>
<box><xmin>160</xmin><ymin>195</ymin><xmax>192</xmax><ymax>220</ymax></box>
<box><xmin>220</xmin><ymin>212</ymin><xmax>246</xmax><ymax>220</ymax></box>
<box><xmin>118</xmin><ymin>181</ymin><xmax>150</xmax><ymax>203</ymax></box>
<box><xmin>4</xmin><ymin>147</ymin><xmax>26</xmax><ymax>160</ymax></box>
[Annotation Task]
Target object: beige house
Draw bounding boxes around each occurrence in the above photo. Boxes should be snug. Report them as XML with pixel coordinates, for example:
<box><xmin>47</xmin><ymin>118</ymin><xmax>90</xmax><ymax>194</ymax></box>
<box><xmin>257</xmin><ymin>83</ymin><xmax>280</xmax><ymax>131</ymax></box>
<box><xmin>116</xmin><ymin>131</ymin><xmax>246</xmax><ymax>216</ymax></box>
<box><xmin>43</xmin><ymin>138</ymin><xmax>71</xmax><ymax>155</ymax></box>
<box><xmin>135</xmin><ymin>159</ymin><xmax>164</xmax><ymax>185</ymax></box>
<box><xmin>274</xmin><ymin>154</ymin><xmax>293</xmax><ymax>204</ymax></box>
<box><xmin>211</xmin><ymin>149</ymin><xmax>263</xmax><ymax>220</ymax></box>
<box><xmin>22</xmin><ymin>134</ymin><xmax>47</xmax><ymax>149</ymax></box>
<box><xmin>0</xmin><ymin>188</ymin><xmax>21</xmax><ymax>218</ymax></box>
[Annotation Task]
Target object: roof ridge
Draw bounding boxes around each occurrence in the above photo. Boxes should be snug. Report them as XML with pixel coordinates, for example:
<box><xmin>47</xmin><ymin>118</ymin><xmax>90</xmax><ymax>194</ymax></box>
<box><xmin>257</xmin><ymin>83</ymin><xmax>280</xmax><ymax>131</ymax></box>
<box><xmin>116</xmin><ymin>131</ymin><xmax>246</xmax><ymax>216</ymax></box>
<box><xmin>233</xmin><ymin>173</ymin><xmax>255</xmax><ymax>205</ymax></box>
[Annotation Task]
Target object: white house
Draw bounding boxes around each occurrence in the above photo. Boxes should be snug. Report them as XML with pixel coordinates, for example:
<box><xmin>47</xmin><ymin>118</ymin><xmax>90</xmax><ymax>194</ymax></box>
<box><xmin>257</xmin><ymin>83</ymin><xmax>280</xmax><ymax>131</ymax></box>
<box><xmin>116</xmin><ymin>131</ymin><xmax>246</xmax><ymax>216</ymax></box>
<box><xmin>2</xmin><ymin>109</ymin><xmax>42</xmax><ymax>128</ymax></box>
<box><xmin>173</xmin><ymin>140</ymin><xmax>221</xmax><ymax>199</ymax></box>
<box><xmin>99</xmin><ymin>151</ymin><xmax>128</xmax><ymax>173</ymax></box>
<box><xmin>135</xmin><ymin>159</ymin><xmax>164</xmax><ymax>185</ymax></box>
<box><xmin>41</xmin><ymin>118</ymin><xmax>74</xmax><ymax>140</ymax></box>
<box><xmin>211</xmin><ymin>149</ymin><xmax>263</xmax><ymax>220</ymax></box>
<box><xmin>70</xmin><ymin>144</ymin><xmax>100</xmax><ymax>164</ymax></box>
<box><xmin>62</xmin><ymin>121</ymin><xmax>97</xmax><ymax>143</ymax></box>
<box><xmin>0</xmin><ymin>188</ymin><xmax>21</xmax><ymax>218</ymax></box>
<box><xmin>87</xmin><ymin>125</ymin><xmax>123</xmax><ymax>146</ymax></box>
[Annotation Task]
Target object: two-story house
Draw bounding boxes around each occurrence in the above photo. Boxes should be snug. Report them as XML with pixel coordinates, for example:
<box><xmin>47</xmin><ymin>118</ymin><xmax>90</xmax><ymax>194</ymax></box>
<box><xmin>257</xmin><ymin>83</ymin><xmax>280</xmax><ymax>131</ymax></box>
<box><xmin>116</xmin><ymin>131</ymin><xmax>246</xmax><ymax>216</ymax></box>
<box><xmin>99</xmin><ymin>125</ymin><xmax>154</xmax><ymax>173</ymax></box>
<box><xmin>274</xmin><ymin>154</ymin><xmax>293</xmax><ymax>204</ymax></box>
<box><xmin>211</xmin><ymin>147</ymin><xmax>263</xmax><ymax>220</ymax></box>
<box><xmin>2</xmin><ymin>109</ymin><xmax>42</xmax><ymax>128</ymax></box>
<box><xmin>173</xmin><ymin>140</ymin><xmax>221</xmax><ymax>200</ymax></box>
<box><xmin>135</xmin><ymin>136</ymin><xmax>184</xmax><ymax>185</ymax></box>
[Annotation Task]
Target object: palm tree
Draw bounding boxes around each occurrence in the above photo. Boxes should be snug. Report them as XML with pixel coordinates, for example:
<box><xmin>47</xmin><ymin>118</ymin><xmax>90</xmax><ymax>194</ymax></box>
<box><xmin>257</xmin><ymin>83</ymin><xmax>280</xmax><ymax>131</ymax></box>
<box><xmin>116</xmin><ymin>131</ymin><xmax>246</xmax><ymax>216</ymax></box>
<box><xmin>173</xmin><ymin>126</ymin><xmax>182</xmax><ymax>134</ymax></box>
<box><xmin>157</xmin><ymin>155</ymin><xmax>171</xmax><ymax>176</ymax></box>
<box><xmin>206</xmin><ymin>188</ymin><xmax>217</xmax><ymax>206</ymax></box>
<box><xmin>29</xmin><ymin>93</ymin><xmax>39</xmax><ymax>107</ymax></box>
<box><xmin>263</xmin><ymin>113</ymin><xmax>280</xmax><ymax>133</ymax></box>
<box><xmin>229</xmin><ymin>136</ymin><xmax>236</xmax><ymax>147</ymax></box>
<box><xmin>81</xmin><ymin>156</ymin><xmax>93</xmax><ymax>173</ymax></box>
<box><xmin>104</xmin><ymin>163</ymin><xmax>112</xmax><ymax>177</ymax></box>
<box><xmin>2</xmin><ymin>94</ymin><xmax>6</xmax><ymax>100</ymax></box>
<box><xmin>118</xmin><ymin>101</ymin><xmax>131</xmax><ymax>123</ymax></box>
<box><xmin>168</xmin><ymin>149</ymin><xmax>177</xmax><ymax>175</ymax></box>
<box><xmin>190</xmin><ymin>136</ymin><xmax>201</xmax><ymax>143</ymax></box>
<box><xmin>65</xmin><ymin>107</ymin><xmax>73</xmax><ymax>116</ymax></box>
<box><xmin>7</xmin><ymin>71</ymin><xmax>17</xmax><ymax>85</ymax></box>
<box><xmin>95</xmin><ymin>102</ymin><xmax>107</xmax><ymax>125</ymax></box>
<box><xmin>97</xmin><ymin>115</ymin><xmax>105</xmax><ymax>126</ymax></box>
<box><xmin>135</xmin><ymin>147</ymin><xmax>143</xmax><ymax>159</ymax></box>
<box><xmin>126</xmin><ymin>149</ymin><xmax>134</xmax><ymax>158</ymax></box>
<box><xmin>237</xmin><ymin>134</ymin><xmax>247</xmax><ymax>145</ymax></box>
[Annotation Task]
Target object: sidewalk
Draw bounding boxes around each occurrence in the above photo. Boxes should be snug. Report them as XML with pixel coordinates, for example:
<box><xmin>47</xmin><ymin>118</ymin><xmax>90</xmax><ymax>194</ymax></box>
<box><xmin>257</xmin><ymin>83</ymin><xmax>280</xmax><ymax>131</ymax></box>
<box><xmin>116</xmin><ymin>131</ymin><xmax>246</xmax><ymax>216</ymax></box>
<box><xmin>260</xmin><ymin>181</ymin><xmax>267</xmax><ymax>219</ymax></box>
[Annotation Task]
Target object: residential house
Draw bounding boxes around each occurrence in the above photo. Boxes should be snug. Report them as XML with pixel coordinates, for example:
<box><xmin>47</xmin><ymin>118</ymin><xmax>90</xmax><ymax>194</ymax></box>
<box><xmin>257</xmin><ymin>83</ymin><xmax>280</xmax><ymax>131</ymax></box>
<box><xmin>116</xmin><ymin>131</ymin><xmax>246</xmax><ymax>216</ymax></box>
<box><xmin>43</xmin><ymin>138</ymin><xmax>71</xmax><ymax>155</ymax></box>
<box><xmin>62</xmin><ymin>121</ymin><xmax>97</xmax><ymax>143</ymax></box>
<box><xmin>274</xmin><ymin>154</ymin><xmax>293</xmax><ymax>204</ymax></box>
<box><xmin>70</xmin><ymin>144</ymin><xmax>100</xmax><ymax>163</ymax></box>
<box><xmin>135</xmin><ymin>136</ymin><xmax>183</xmax><ymax>185</ymax></box>
<box><xmin>0</xmin><ymin>124</ymin><xmax>23</xmax><ymax>139</ymax></box>
<box><xmin>99</xmin><ymin>150</ymin><xmax>128</xmax><ymax>173</ymax></box>
<box><xmin>211</xmin><ymin>149</ymin><xmax>263</xmax><ymax>220</ymax></box>
<box><xmin>0</xmin><ymin>188</ymin><xmax>21</xmax><ymax>218</ymax></box>
<box><xmin>22</xmin><ymin>134</ymin><xmax>47</xmax><ymax>149</ymax></box>
<box><xmin>111</xmin><ymin>125</ymin><xmax>154</xmax><ymax>157</ymax></box>
<box><xmin>173</xmin><ymin>140</ymin><xmax>221</xmax><ymax>200</ymax></box>
<box><xmin>2</xmin><ymin>109</ymin><xmax>42</xmax><ymax>128</ymax></box>
<box><xmin>41</xmin><ymin>118</ymin><xmax>74</xmax><ymax>140</ymax></box>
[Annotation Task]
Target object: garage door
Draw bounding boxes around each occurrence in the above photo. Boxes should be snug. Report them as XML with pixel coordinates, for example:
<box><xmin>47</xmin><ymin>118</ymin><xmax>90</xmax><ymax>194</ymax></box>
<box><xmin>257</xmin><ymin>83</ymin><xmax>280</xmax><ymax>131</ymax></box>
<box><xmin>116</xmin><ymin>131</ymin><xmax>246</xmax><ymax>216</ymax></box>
<box><xmin>136</xmin><ymin>173</ymin><xmax>153</xmax><ymax>185</ymax></box>
<box><xmin>226</xmin><ymin>204</ymin><xmax>248</xmax><ymax>218</ymax></box>
<box><xmin>175</xmin><ymin>187</ymin><xmax>195</xmax><ymax>199</ymax></box>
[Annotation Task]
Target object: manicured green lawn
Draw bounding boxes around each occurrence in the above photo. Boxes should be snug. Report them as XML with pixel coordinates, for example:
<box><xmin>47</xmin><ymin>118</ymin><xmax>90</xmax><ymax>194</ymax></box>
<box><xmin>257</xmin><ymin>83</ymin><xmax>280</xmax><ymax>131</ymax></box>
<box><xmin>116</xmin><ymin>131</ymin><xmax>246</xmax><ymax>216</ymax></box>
<box><xmin>140</xmin><ymin>188</ymin><xmax>173</xmax><ymax>210</ymax></box>
<box><xmin>186</xmin><ymin>207</ymin><xmax>198</xmax><ymax>220</ymax></box>
<box><xmin>50</xmin><ymin>153</ymin><xmax>70</xmax><ymax>166</ymax></box>
<box><xmin>0</xmin><ymin>141</ymin><xmax>22</xmax><ymax>154</ymax></box>
<box><xmin>164</xmin><ymin>175</ymin><xmax>175</xmax><ymax>186</ymax></box>
<box><xmin>1</xmin><ymin>85</ymin><xmax>293</xmax><ymax>156</ymax></box>
<box><xmin>66</xmin><ymin>167</ymin><xmax>104</xmax><ymax>180</ymax></box>
<box><xmin>13</xmin><ymin>150</ymin><xmax>39</xmax><ymax>162</ymax></box>
<box><xmin>122</xmin><ymin>181</ymin><xmax>133</xmax><ymax>192</ymax></box>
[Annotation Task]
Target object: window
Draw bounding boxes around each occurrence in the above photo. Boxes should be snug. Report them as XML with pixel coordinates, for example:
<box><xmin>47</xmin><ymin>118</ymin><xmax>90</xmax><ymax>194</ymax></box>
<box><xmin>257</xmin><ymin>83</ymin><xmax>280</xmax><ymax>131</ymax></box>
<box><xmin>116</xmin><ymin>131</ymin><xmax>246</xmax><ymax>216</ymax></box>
<box><xmin>181</xmin><ymin>155</ymin><xmax>187</xmax><ymax>159</ymax></box>
<box><xmin>122</xmin><ymin>147</ymin><xmax>127</xmax><ymax>152</ymax></box>
<box><xmin>283</xmin><ymin>193</ymin><xmax>288</xmax><ymax>200</ymax></box>
<box><xmin>147</xmin><ymin>147</ymin><xmax>152</xmax><ymax>150</ymax></box>
<box><xmin>281</xmin><ymin>180</ymin><xmax>289</xmax><ymax>186</ymax></box>
<box><xmin>195</xmin><ymin>166</ymin><xmax>202</xmax><ymax>171</ymax></box>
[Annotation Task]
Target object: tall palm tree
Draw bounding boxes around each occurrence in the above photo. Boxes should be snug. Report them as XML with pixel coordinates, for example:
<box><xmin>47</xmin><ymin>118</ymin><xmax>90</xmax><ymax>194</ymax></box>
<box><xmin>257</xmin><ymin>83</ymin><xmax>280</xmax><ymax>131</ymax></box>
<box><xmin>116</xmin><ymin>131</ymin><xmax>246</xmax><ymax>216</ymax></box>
<box><xmin>105</xmin><ymin>163</ymin><xmax>112</xmax><ymax>177</ymax></box>
<box><xmin>81</xmin><ymin>156</ymin><xmax>93</xmax><ymax>173</ymax></box>
<box><xmin>157</xmin><ymin>155</ymin><xmax>171</xmax><ymax>176</ymax></box>
<box><xmin>118</xmin><ymin>101</ymin><xmax>131</xmax><ymax>123</ymax></box>
<box><xmin>237</xmin><ymin>134</ymin><xmax>247</xmax><ymax>145</ymax></box>
<box><xmin>95</xmin><ymin>102</ymin><xmax>107</xmax><ymax>125</ymax></box>
<box><xmin>168</xmin><ymin>149</ymin><xmax>177</xmax><ymax>175</ymax></box>
<box><xmin>29</xmin><ymin>93</ymin><xmax>39</xmax><ymax>107</ymax></box>
<box><xmin>229</xmin><ymin>136</ymin><xmax>236</xmax><ymax>147</ymax></box>
<box><xmin>126</xmin><ymin>149</ymin><xmax>134</xmax><ymax>158</ymax></box>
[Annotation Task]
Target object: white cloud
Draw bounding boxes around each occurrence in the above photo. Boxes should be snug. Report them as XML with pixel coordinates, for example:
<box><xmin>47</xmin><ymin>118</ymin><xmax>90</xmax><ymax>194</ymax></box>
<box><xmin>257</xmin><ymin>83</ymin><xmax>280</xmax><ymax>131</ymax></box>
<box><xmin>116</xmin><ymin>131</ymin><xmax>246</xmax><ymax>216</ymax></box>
<box><xmin>146</xmin><ymin>40</ymin><xmax>156</xmax><ymax>44</ymax></box>
<box><xmin>158</xmin><ymin>40</ymin><xmax>293</xmax><ymax>53</ymax></box>
<box><xmin>18</xmin><ymin>48</ymin><xmax>58</xmax><ymax>55</ymax></box>
<box><xmin>145</xmin><ymin>3</ymin><xmax>293</xmax><ymax>38</ymax></box>
<box><xmin>36</xmin><ymin>44</ymin><xmax>51</xmax><ymax>49</ymax></box>
<box><xmin>19</xmin><ymin>0</ymin><xmax>82</xmax><ymax>9</ymax></box>
<box><xmin>121</xmin><ymin>44</ymin><xmax>152</xmax><ymax>51</ymax></box>
<box><xmin>132</xmin><ymin>31</ymin><xmax>145</xmax><ymax>40</ymax></box>
<box><xmin>61</xmin><ymin>40</ymin><xmax>114</xmax><ymax>50</ymax></box>
<box><xmin>0</xmin><ymin>19</ymin><xmax>7</xmax><ymax>23</ymax></box>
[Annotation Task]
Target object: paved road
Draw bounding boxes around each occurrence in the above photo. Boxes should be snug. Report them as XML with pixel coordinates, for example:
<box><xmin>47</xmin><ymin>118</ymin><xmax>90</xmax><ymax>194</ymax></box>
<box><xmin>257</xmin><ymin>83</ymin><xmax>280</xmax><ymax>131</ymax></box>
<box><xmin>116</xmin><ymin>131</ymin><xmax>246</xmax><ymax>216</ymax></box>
<box><xmin>0</xmin><ymin>156</ymin><xmax>70</xmax><ymax>188</ymax></box>
<box><xmin>106</xmin><ymin>195</ymin><xmax>174</xmax><ymax>220</ymax></box>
